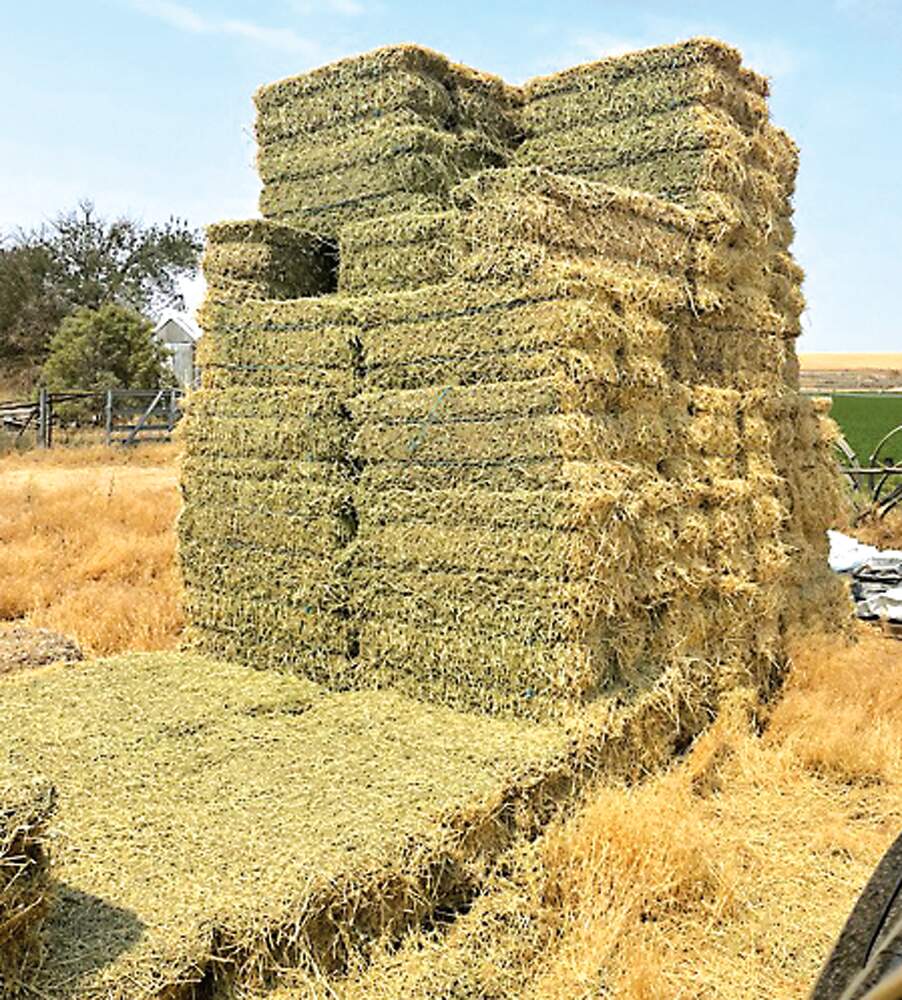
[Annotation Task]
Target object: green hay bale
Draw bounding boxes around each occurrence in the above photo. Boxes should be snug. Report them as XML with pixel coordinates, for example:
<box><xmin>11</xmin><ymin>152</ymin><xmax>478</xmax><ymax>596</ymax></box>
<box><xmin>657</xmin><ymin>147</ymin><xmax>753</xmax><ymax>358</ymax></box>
<box><xmin>354</xmin><ymin>622</ymin><xmax>605</xmax><ymax>719</ymax></box>
<box><xmin>518</xmin><ymin>43</ymin><xmax>796</xmax><ymax>250</ymax></box>
<box><xmin>250</xmin><ymin>47</ymin><xmax>520</xmax><ymax>238</ymax></box>
<box><xmin>182</xmin><ymin>464</ymin><xmax>350</xmax><ymax>517</ymax></box>
<box><xmin>203</xmin><ymin>220</ymin><xmax>337</xmax><ymax>305</ymax></box>
<box><xmin>357</xmin><ymin>478</ymin><xmax>638</xmax><ymax>531</ymax></box>
<box><xmin>183</xmin><ymin>413</ymin><xmax>349</xmax><ymax>462</ymax></box>
<box><xmin>197</xmin><ymin>301</ymin><xmax>356</xmax><ymax>372</ymax></box>
<box><xmin>183</xmin><ymin>591</ymin><xmax>352</xmax><ymax>676</ymax></box>
<box><xmin>262</xmin><ymin>189</ymin><xmax>449</xmax><ymax>237</ymax></box>
<box><xmin>338</xmin><ymin>210</ymin><xmax>461</xmax><ymax>293</ymax></box>
<box><xmin>254</xmin><ymin>43</ymin><xmax>521</xmax><ymax>151</ymax></box>
<box><xmin>259</xmin><ymin>127</ymin><xmax>502</xmax><ymax>235</ymax></box>
<box><xmin>354</xmin><ymin>413</ymin><xmax>610</xmax><ymax>464</ymax></box>
<box><xmin>179</xmin><ymin>506</ymin><xmax>350</xmax><ymax>566</ymax></box>
<box><xmin>0</xmin><ymin>654</ymin><xmax>568</xmax><ymax>997</ymax></box>
<box><xmin>0</xmin><ymin>774</ymin><xmax>56</xmax><ymax>995</ymax></box>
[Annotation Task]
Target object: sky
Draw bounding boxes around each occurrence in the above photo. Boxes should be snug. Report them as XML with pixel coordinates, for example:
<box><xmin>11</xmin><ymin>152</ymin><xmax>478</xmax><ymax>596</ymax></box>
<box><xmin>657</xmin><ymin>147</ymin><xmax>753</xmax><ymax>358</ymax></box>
<box><xmin>1</xmin><ymin>0</ymin><xmax>900</xmax><ymax>351</ymax></box>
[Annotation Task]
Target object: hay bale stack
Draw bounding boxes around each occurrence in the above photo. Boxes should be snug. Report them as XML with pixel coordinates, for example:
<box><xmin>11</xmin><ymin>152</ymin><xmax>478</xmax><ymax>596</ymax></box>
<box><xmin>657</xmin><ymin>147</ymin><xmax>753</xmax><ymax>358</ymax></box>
<box><xmin>514</xmin><ymin>40</ymin><xmax>842</xmax><ymax>635</ymax></box>
<box><xmin>0</xmin><ymin>774</ymin><xmax>55</xmax><ymax>993</ymax></box>
<box><xmin>255</xmin><ymin>45</ymin><xmax>521</xmax><ymax>236</ymax></box>
<box><xmin>180</xmin><ymin>39</ymin><xmax>850</xmax><ymax>718</ymax></box>
<box><xmin>517</xmin><ymin>38</ymin><xmax>802</xmax><ymax>388</ymax></box>
<box><xmin>181</xmin><ymin>294</ymin><xmax>359</xmax><ymax>683</ymax></box>
<box><xmin>517</xmin><ymin>39</ymin><xmax>784</xmax><ymax>234</ymax></box>
<box><xmin>344</xmin><ymin>169</ymin><xmax>803</xmax><ymax>718</ymax></box>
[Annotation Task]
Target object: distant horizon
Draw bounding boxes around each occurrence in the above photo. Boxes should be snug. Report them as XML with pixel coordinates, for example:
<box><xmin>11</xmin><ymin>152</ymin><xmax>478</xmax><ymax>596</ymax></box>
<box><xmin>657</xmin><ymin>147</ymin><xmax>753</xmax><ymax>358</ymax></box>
<box><xmin>3</xmin><ymin>1</ymin><xmax>900</xmax><ymax>352</ymax></box>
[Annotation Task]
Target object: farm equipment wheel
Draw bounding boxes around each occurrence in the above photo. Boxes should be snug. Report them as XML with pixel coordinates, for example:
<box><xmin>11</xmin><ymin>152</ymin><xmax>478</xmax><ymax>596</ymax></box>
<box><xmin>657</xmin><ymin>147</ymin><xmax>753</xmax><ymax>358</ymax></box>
<box><xmin>836</xmin><ymin>433</ymin><xmax>864</xmax><ymax>494</ymax></box>
<box><xmin>868</xmin><ymin>425</ymin><xmax>902</xmax><ymax>518</ymax></box>
<box><xmin>812</xmin><ymin>831</ymin><xmax>902</xmax><ymax>999</ymax></box>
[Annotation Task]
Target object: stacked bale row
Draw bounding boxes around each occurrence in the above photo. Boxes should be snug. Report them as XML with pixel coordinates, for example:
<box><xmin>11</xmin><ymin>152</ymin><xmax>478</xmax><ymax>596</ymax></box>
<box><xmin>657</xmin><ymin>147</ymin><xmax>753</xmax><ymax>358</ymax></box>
<box><xmin>345</xmin><ymin>170</ymin><xmax>797</xmax><ymax>718</ymax></box>
<box><xmin>515</xmin><ymin>41</ymin><xmax>846</xmax><ymax>633</ymax></box>
<box><xmin>0</xmin><ymin>775</ymin><xmax>55</xmax><ymax>993</ymax></box>
<box><xmin>180</xmin><ymin>223</ymin><xmax>359</xmax><ymax>682</ymax></box>
<box><xmin>517</xmin><ymin>38</ymin><xmax>801</xmax><ymax>392</ymax></box>
<box><xmin>254</xmin><ymin>46</ymin><xmax>521</xmax><ymax>236</ymax></box>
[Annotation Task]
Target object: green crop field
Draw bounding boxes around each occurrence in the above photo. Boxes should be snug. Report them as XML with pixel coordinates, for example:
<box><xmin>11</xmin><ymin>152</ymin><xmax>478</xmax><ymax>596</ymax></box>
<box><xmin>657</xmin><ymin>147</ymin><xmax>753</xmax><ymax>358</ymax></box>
<box><xmin>828</xmin><ymin>394</ymin><xmax>902</xmax><ymax>464</ymax></box>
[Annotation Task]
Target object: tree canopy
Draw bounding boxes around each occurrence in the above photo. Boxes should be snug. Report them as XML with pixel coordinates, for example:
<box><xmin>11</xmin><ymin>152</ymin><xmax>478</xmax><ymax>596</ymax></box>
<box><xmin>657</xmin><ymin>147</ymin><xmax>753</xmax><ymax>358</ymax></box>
<box><xmin>0</xmin><ymin>202</ymin><xmax>202</xmax><ymax>374</ymax></box>
<box><xmin>42</xmin><ymin>304</ymin><xmax>173</xmax><ymax>396</ymax></box>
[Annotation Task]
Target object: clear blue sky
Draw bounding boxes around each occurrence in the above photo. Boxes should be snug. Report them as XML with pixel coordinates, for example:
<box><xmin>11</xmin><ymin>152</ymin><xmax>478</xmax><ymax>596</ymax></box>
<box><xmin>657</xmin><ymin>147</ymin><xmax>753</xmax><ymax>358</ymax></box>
<box><xmin>2</xmin><ymin>0</ymin><xmax>900</xmax><ymax>351</ymax></box>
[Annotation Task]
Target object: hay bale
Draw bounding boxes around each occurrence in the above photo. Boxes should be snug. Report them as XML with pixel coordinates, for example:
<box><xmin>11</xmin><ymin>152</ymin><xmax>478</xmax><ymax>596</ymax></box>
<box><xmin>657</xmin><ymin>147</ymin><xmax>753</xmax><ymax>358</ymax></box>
<box><xmin>0</xmin><ymin>773</ymin><xmax>56</xmax><ymax>993</ymax></box>
<box><xmin>203</xmin><ymin>220</ymin><xmax>338</xmax><ymax>305</ymax></box>
<box><xmin>254</xmin><ymin>45</ymin><xmax>520</xmax><ymax>236</ymax></box>
<box><xmin>338</xmin><ymin>210</ymin><xmax>461</xmax><ymax>293</ymax></box>
<box><xmin>0</xmin><ymin>653</ymin><xmax>572</xmax><ymax>997</ymax></box>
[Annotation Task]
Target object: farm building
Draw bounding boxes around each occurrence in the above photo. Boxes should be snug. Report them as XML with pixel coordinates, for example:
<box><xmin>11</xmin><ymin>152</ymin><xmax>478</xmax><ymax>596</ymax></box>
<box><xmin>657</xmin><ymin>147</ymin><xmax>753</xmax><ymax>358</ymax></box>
<box><xmin>152</xmin><ymin>310</ymin><xmax>201</xmax><ymax>388</ymax></box>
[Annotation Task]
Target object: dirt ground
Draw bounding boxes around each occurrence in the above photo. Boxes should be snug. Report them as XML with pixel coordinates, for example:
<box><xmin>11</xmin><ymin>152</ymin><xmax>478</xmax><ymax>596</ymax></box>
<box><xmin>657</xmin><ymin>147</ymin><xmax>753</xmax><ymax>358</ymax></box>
<box><xmin>798</xmin><ymin>353</ymin><xmax>902</xmax><ymax>393</ymax></box>
<box><xmin>0</xmin><ymin>623</ymin><xmax>82</xmax><ymax>675</ymax></box>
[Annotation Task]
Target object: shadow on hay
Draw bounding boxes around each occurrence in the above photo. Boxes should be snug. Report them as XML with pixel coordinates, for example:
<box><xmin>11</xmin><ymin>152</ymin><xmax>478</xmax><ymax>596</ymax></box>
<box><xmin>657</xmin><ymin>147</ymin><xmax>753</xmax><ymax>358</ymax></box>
<box><xmin>41</xmin><ymin>884</ymin><xmax>145</xmax><ymax>989</ymax></box>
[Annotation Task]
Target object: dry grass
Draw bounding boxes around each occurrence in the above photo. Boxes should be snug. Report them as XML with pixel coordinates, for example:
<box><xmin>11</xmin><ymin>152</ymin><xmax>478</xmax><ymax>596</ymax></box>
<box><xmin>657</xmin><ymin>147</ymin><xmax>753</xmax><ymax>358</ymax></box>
<box><xmin>855</xmin><ymin>509</ymin><xmax>902</xmax><ymax>550</ymax></box>
<box><xmin>0</xmin><ymin>445</ymin><xmax>183</xmax><ymax>655</ymax></box>
<box><xmin>501</xmin><ymin>628</ymin><xmax>902</xmax><ymax>999</ymax></box>
<box><xmin>798</xmin><ymin>353</ymin><xmax>902</xmax><ymax>372</ymax></box>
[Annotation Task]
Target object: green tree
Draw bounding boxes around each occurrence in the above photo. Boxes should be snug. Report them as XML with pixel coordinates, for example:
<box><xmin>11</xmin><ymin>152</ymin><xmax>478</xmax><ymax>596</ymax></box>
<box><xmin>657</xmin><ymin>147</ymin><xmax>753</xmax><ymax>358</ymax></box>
<box><xmin>0</xmin><ymin>202</ymin><xmax>202</xmax><ymax>377</ymax></box>
<box><xmin>42</xmin><ymin>305</ymin><xmax>173</xmax><ymax>402</ymax></box>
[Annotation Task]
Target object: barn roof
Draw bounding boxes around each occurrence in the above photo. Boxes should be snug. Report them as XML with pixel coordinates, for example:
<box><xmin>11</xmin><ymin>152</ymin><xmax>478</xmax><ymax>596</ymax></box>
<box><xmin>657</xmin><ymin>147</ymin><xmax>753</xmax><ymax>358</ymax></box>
<box><xmin>153</xmin><ymin>309</ymin><xmax>202</xmax><ymax>344</ymax></box>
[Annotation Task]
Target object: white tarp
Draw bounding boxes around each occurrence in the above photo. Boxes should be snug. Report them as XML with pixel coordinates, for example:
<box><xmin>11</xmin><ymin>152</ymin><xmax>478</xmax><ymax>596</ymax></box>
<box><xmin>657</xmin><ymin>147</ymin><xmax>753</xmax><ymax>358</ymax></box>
<box><xmin>829</xmin><ymin>531</ymin><xmax>902</xmax><ymax>622</ymax></box>
<box><xmin>827</xmin><ymin>530</ymin><xmax>880</xmax><ymax>573</ymax></box>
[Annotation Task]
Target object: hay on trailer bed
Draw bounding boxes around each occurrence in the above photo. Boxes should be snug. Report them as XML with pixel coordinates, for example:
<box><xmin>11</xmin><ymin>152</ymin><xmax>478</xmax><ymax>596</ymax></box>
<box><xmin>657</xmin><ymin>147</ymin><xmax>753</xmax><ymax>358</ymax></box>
<box><xmin>0</xmin><ymin>653</ymin><xmax>576</xmax><ymax>999</ymax></box>
<box><xmin>0</xmin><ymin>771</ymin><xmax>56</xmax><ymax>994</ymax></box>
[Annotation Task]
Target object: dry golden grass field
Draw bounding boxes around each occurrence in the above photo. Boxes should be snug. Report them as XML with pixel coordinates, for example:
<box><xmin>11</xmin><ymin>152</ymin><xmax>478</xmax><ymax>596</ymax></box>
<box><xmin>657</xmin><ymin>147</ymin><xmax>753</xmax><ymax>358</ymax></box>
<box><xmin>798</xmin><ymin>353</ymin><xmax>902</xmax><ymax>372</ymax></box>
<box><xmin>0</xmin><ymin>444</ymin><xmax>183</xmax><ymax>655</ymax></box>
<box><xmin>1</xmin><ymin>444</ymin><xmax>901</xmax><ymax>998</ymax></box>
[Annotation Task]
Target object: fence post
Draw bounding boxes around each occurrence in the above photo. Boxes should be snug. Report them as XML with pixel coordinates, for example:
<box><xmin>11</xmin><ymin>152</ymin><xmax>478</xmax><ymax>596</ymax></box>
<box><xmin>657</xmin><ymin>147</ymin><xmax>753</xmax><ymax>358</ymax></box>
<box><xmin>37</xmin><ymin>388</ymin><xmax>48</xmax><ymax>449</ymax></box>
<box><xmin>105</xmin><ymin>389</ymin><xmax>113</xmax><ymax>446</ymax></box>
